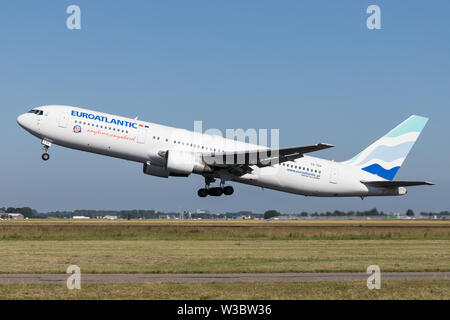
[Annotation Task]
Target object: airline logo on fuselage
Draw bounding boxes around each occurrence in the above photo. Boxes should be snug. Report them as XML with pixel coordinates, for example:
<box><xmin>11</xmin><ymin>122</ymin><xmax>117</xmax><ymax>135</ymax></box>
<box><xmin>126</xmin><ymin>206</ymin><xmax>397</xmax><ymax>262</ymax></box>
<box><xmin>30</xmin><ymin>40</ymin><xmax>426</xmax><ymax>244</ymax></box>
<box><xmin>71</xmin><ymin>110</ymin><xmax>148</xmax><ymax>129</ymax></box>
<box><xmin>73</xmin><ymin>125</ymin><xmax>82</xmax><ymax>133</ymax></box>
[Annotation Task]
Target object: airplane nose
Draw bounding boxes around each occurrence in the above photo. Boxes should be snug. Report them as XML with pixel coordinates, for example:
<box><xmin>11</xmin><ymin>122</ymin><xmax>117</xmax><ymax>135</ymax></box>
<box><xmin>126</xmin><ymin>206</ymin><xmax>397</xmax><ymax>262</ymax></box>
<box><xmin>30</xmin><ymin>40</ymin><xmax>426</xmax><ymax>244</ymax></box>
<box><xmin>17</xmin><ymin>113</ymin><xmax>30</xmax><ymax>129</ymax></box>
<box><xmin>17</xmin><ymin>114</ymin><xmax>25</xmax><ymax>126</ymax></box>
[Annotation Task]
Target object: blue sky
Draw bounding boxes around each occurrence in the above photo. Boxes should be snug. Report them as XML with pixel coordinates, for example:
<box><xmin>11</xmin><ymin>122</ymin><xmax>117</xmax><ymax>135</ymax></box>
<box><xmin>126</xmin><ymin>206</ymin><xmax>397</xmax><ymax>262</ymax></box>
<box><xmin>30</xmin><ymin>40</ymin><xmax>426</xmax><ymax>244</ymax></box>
<box><xmin>1</xmin><ymin>1</ymin><xmax>449</xmax><ymax>214</ymax></box>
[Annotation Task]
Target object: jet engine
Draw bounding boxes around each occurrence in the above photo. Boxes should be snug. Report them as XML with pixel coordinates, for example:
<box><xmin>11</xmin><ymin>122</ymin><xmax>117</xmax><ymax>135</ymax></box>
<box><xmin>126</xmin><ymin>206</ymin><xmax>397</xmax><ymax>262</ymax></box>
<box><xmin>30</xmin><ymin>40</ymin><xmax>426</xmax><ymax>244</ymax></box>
<box><xmin>143</xmin><ymin>162</ymin><xmax>170</xmax><ymax>178</ymax></box>
<box><xmin>143</xmin><ymin>150</ymin><xmax>213</xmax><ymax>178</ymax></box>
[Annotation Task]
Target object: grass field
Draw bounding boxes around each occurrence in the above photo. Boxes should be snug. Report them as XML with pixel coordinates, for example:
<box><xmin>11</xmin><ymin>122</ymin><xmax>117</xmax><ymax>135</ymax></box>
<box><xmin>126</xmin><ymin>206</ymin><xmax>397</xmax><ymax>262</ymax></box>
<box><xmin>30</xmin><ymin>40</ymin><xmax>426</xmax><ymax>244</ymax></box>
<box><xmin>1</xmin><ymin>219</ymin><xmax>449</xmax><ymax>240</ymax></box>
<box><xmin>0</xmin><ymin>220</ymin><xmax>448</xmax><ymax>299</ymax></box>
<box><xmin>0</xmin><ymin>239</ymin><xmax>449</xmax><ymax>273</ymax></box>
<box><xmin>1</xmin><ymin>280</ymin><xmax>448</xmax><ymax>299</ymax></box>
<box><xmin>0</xmin><ymin>220</ymin><xmax>449</xmax><ymax>274</ymax></box>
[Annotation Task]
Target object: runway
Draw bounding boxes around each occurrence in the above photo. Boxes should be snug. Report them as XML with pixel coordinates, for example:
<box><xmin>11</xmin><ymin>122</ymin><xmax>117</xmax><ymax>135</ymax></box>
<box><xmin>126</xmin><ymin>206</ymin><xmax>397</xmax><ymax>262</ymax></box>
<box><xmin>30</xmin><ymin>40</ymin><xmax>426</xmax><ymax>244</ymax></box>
<box><xmin>0</xmin><ymin>272</ymin><xmax>448</xmax><ymax>284</ymax></box>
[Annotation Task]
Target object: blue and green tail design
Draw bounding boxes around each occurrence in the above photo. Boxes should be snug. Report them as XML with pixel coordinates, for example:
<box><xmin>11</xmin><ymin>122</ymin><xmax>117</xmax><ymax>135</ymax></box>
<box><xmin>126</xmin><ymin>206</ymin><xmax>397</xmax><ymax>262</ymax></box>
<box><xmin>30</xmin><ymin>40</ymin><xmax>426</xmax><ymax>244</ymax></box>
<box><xmin>343</xmin><ymin>115</ymin><xmax>428</xmax><ymax>180</ymax></box>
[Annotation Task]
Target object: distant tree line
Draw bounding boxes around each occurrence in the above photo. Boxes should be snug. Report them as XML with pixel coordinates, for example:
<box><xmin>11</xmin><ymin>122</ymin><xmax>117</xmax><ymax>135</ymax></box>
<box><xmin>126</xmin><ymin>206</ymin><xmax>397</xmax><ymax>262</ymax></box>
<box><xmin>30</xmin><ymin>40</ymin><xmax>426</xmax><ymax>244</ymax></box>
<box><xmin>310</xmin><ymin>208</ymin><xmax>386</xmax><ymax>217</ymax></box>
<box><xmin>262</xmin><ymin>208</ymin><xmax>450</xmax><ymax>219</ymax></box>
<box><xmin>1</xmin><ymin>206</ymin><xmax>449</xmax><ymax>220</ymax></box>
<box><xmin>419</xmin><ymin>211</ymin><xmax>450</xmax><ymax>217</ymax></box>
<box><xmin>263</xmin><ymin>208</ymin><xmax>388</xmax><ymax>219</ymax></box>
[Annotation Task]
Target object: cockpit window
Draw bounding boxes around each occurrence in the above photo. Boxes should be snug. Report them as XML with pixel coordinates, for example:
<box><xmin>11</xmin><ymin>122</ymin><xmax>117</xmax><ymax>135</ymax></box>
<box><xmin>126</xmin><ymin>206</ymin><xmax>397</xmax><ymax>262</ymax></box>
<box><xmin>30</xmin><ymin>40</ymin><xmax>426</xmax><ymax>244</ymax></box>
<box><xmin>28</xmin><ymin>109</ymin><xmax>43</xmax><ymax>115</ymax></box>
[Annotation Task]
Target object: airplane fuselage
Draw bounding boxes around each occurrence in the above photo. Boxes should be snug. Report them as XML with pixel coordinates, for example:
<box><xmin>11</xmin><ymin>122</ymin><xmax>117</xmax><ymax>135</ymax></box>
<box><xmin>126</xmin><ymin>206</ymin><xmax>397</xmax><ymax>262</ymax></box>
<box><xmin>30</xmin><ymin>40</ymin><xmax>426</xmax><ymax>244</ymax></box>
<box><xmin>17</xmin><ymin>105</ymin><xmax>408</xmax><ymax>198</ymax></box>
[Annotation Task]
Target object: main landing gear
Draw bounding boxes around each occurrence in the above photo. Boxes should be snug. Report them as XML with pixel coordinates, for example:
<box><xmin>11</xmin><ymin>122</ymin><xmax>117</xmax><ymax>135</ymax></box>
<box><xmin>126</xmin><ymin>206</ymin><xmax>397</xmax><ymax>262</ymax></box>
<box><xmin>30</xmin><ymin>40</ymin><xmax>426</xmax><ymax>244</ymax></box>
<box><xmin>197</xmin><ymin>178</ymin><xmax>234</xmax><ymax>197</ymax></box>
<box><xmin>41</xmin><ymin>139</ymin><xmax>52</xmax><ymax>161</ymax></box>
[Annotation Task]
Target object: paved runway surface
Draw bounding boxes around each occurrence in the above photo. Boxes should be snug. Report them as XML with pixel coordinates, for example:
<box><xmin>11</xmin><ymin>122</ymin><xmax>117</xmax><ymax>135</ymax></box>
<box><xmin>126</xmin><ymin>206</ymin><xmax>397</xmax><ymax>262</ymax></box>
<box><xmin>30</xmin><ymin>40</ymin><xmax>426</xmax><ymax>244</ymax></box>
<box><xmin>0</xmin><ymin>272</ymin><xmax>448</xmax><ymax>284</ymax></box>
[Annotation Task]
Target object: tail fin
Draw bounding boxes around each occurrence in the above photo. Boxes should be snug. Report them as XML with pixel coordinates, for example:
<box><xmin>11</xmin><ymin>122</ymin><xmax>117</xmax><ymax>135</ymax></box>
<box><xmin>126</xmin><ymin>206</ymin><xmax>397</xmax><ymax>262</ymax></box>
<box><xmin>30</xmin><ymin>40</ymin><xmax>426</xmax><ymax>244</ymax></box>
<box><xmin>343</xmin><ymin>115</ymin><xmax>428</xmax><ymax>180</ymax></box>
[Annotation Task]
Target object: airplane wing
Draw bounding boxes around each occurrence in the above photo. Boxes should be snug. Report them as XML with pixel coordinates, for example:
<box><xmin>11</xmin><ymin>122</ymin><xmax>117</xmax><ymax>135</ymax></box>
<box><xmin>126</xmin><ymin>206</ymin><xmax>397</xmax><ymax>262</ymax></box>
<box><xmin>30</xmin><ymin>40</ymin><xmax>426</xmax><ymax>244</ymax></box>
<box><xmin>361</xmin><ymin>181</ymin><xmax>435</xmax><ymax>188</ymax></box>
<box><xmin>201</xmin><ymin>143</ymin><xmax>333</xmax><ymax>174</ymax></box>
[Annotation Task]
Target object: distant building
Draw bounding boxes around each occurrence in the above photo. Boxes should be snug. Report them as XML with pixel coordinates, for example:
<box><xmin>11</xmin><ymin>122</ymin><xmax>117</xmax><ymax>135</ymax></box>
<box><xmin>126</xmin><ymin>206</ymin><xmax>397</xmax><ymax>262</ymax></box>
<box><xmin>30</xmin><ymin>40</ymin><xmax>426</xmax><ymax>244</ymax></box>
<box><xmin>72</xmin><ymin>216</ymin><xmax>90</xmax><ymax>220</ymax></box>
<box><xmin>103</xmin><ymin>215</ymin><xmax>118</xmax><ymax>220</ymax></box>
<box><xmin>233</xmin><ymin>215</ymin><xmax>252</xmax><ymax>220</ymax></box>
<box><xmin>7</xmin><ymin>213</ymin><xmax>24</xmax><ymax>220</ymax></box>
<box><xmin>196</xmin><ymin>209</ymin><xmax>210</xmax><ymax>214</ymax></box>
<box><xmin>0</xmin><ymin>211</ymin><xmax>24</xmax><ymax>220</ymax></box>
<box><xmin>161</xmin><ymin>214</ymin><xmax>177</xmax><ymax>220</ymax></box>
<box><xmin>277</xmin><ymin>215</ymin><xmax>300</xmax><ymax>220</ymax></box>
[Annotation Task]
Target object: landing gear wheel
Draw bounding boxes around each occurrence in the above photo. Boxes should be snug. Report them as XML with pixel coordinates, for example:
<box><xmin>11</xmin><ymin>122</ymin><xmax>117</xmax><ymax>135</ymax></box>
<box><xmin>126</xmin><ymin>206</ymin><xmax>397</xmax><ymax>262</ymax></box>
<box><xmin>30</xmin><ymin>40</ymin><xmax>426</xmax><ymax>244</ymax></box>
<box><xmin>42</xmin><ymin>153</ymin><xmax>50</xmax><ymax>161</ymax></box>
<box><xmin>208</xmin><ymin>187</ymin><xmax>223</xmax><ymax>197</ymax></box>
<box><xmin>223</xmin><ymin>186</ymin><xmax>234</xmax><ymax>196</ymax></box>
<box><xmin>197</xmin><ymin>188</ymin><xmax>208</xmax><ymax>198</ymax></box>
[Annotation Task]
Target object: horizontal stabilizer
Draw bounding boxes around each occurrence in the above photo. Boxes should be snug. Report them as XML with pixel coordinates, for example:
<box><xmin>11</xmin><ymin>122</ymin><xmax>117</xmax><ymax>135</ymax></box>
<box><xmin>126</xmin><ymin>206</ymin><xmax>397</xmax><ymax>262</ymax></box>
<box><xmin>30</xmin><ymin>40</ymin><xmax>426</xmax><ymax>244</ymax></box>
<box><xmin>361</xmin><ymin>180</ymin><xmax>434</xmax><ymax>188</ymax></box>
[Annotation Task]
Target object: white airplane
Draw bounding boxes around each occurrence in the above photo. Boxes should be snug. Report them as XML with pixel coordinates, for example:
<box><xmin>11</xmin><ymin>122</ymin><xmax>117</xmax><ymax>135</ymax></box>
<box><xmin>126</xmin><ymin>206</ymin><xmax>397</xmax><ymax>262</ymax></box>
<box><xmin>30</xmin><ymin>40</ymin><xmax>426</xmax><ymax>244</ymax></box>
<box><xmin>17</xmin><ymin>105</ymin><xmax>433</xmax><ymax>198</ymax></box>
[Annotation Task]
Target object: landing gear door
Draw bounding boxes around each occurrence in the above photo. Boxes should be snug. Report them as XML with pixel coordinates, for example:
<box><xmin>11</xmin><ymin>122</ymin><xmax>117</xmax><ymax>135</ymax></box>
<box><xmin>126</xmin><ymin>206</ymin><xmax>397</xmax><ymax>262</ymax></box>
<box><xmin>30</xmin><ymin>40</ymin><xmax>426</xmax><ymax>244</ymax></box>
<box><xmin>58</xmin><ymin>113</ymin><xmax>69</xmax><ymax>128</ymax></box>
<box><xmin>330</xmin><ymin>166</ymin><xmax>338</xmax><ymax>184</ymax></box>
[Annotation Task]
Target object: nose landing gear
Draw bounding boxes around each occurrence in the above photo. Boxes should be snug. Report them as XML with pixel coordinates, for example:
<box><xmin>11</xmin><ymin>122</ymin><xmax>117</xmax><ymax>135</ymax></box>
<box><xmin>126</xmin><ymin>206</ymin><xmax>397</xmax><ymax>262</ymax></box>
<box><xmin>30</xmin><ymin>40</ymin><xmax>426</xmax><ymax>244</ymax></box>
<box><xmin>41</xmin><ymin>139</ymin><xmax>52</xmax><ymax>161</ymax></box>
